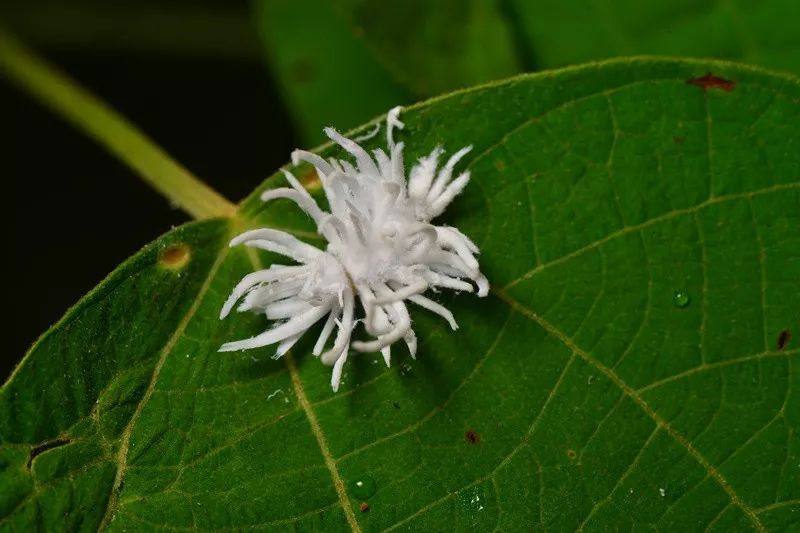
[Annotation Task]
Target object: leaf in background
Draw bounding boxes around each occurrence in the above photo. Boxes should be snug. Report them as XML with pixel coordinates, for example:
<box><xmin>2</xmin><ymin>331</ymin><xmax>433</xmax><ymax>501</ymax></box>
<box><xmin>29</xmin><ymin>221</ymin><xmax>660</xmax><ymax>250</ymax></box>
<box><xmin>263</xmin><ymin>0</ymin><xmax>800</xmax><ymax>142</ymax></box>
<box><xmin>253</xmin><ymin>0</ymin><xmax>411</xmax><ymax>145</ymax></box>
<box><xmin>2</xmin><ymin>58</ymin><xmax>800</xmax><ymax>531</ymax></box>
<box><xmin>253</xmin><ymin>0</ymin><xmax>527</xmax><ymax>145</ymax></box>
<box><xmin>332</xmin><ymin>0</ymin><xmax>527</xmax><ymax>96</ymax></box>
<box><xmin>508</xmin><ymin>0</ymin><xmax>800</xmax><ymax>75</ymax></box>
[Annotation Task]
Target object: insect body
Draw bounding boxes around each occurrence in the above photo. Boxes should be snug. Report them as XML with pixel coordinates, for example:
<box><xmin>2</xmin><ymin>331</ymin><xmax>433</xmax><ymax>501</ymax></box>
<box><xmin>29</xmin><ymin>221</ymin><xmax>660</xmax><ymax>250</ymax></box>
<box><xmin>220</xmin><ymin>107</ymin><xmax>487</xmax><ymax>391</ymax></box>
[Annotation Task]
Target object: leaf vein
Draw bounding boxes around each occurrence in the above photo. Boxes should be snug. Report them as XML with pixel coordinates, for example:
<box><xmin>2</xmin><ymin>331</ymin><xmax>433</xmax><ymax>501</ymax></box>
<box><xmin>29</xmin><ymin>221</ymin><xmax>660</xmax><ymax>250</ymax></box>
<box><xmin>97</xmin><ymin>243</ymin><xmax>231</xmax><ymax>530</ymax></box>
<box><xmin>504</xmin><ymin>183</ymin><xmax>799</xmax><ymax>290</ymax></box>
<box><xmin>334</xmin><ymin>307</ymin><xmax>513</xmax><ymax>463</ymax></box>
<box><xmin>494</xmin><ymin>288</ymin><xmax>766</xmax><ymax>532</ymax></box>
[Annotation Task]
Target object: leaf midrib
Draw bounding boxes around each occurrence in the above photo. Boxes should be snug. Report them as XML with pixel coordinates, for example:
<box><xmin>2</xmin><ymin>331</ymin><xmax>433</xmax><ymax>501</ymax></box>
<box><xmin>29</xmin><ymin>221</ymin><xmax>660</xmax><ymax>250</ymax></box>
<box><xmin>242</xmin><ymin>247</ymin><xmax>362</xmax><ymax>532</ymax></box>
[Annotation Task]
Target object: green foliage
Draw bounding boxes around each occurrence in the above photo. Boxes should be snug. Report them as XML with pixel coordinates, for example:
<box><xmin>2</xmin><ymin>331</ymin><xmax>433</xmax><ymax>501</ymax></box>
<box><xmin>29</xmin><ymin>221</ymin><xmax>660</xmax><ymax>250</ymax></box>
<box><xmin>253</xmin><ymin>0</ymin><xmax>526</xmax><ymax>144</ymax></box>
<box><xmin>258</xmin><ymin>0</ymin><xmax>800</xmax><ymax>146</ymax></box>
<box><xmin>509</xmin><ymin>0</ymin><xmax>800</xmax><ymax>73</ymax></box>
<box><xmin>254</xmin><ymin>0</ymin><xmax>411</xmax><ymax>145</ymax></box>
<box><xmin>2</xmin><ymin>58</ymin><xmax>799</xmax><ymax>531</ymax></box>
<box><xmin>330</xmin><ymin>0</ymin><xmax>525</xmax><ymax>96</ymax></box>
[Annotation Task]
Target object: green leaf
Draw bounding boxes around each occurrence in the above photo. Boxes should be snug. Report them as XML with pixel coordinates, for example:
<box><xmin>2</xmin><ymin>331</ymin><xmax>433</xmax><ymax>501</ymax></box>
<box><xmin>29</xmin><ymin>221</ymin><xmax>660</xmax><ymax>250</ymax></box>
<box><xmin>253</xmin><ymin>0</ymin><xmax>412</xmax><ymax>145</ymax></box>
<box><xmin>253</xmin><ymin>0</ymin><xmax>526</xmax><ymax>145</ymax></box>
<box><xmin>508</xmin><ymin>0</ymin><xmax>800</xmax><ymax>75</ymax></box>
<box><xmin>328</xmin><ymin>0</ymin><xmax>526</xmax><ymax>96</ymax></box>
<box><xmin>3</xmin><ymin>58</ymin><xmax>800</xmax><ymax>531</ymax></box>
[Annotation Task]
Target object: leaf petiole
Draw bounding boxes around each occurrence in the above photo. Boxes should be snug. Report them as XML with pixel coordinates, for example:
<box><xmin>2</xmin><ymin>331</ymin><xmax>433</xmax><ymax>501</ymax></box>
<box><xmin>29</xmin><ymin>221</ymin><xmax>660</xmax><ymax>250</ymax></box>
<box><xmin>0</xmin><ymin>28</ymin><xmax>235</xmax><ymax>220</ymax></box>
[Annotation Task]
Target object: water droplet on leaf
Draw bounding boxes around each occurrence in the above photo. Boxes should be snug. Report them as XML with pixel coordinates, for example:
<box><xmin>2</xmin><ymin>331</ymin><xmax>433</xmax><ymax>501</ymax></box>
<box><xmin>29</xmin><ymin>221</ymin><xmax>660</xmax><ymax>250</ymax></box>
<box><xmin>400</xmin><ymin>362</ymin><xmax>414</xmax><ymax>377</ymax></box>
<box><xmin>350</xmin><ymin>476</ymin><xmax>376</xmax><ymax>499</ymax></box>
<box><xmin>672</xmin><ymin>290</ymin><xmax>691</xmax><ymax>308</ymax></box>
<box><xmin>457</xmin><ymin>486</ymin><xmax>486</xmax><ymax>523</ymax></box>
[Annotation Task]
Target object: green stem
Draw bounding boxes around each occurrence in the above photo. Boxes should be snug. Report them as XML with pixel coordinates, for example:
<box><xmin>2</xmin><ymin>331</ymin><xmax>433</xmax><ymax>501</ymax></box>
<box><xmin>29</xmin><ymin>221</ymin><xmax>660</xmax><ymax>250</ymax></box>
<box><xmin>0</xmin><ymin>29</ymin><xmax>236</xmax><ymax>220</ymax></box>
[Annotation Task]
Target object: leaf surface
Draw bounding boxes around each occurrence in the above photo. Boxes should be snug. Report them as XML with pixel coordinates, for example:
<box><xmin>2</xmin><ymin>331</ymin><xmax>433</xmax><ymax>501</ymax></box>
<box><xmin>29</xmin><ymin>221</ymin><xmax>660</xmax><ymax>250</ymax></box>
<box><xmin>2</xmin><ymin>58</ymin><xmax>800</xmax><ymax>531</ymax></box>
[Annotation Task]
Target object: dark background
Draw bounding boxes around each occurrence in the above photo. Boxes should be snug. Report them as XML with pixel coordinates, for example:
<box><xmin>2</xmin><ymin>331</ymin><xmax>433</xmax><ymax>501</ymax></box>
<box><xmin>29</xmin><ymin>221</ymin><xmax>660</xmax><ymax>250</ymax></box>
<box><xmin>1</xmin><ymin>1</ymin><xmax>297</xmax><ymax>380</ymax></box>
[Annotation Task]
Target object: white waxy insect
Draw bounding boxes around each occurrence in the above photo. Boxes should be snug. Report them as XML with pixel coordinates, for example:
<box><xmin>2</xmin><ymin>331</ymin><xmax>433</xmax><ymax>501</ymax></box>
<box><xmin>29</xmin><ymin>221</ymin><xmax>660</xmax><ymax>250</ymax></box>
<box><xmin>219</xmin><ymin>107</ymin><xmax>488</xmax><ymax>391</ymax></box>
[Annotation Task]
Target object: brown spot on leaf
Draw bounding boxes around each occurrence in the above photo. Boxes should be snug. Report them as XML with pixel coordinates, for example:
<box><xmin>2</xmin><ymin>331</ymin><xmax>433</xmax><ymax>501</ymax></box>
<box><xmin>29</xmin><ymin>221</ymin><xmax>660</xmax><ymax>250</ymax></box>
<box><xmin>299</xmin><ymin>168</ymin><xmax>321</xmax><ymax>191</ymax></box>
<box><xmin>392</xmin><ymin>402</ymin><xmax>401</xmax><ymax>409</ymax></box>
<box><xmin>673</xmin><ymin>136</ymin><xmax>685</xmax><ymax>144</ymax></box>
<box><xmin>465</xmin><ymin>429</ymin><xmax>480</xmax><ymax>444</ymax></box>
<box><xmin>494</xmin><ymin>159</ymin><xmax>506</xmax><ymax>171</ymax></box>
<box><xmin>160</xmin><ymin>244</ymin><xmax>190</xmax><ymax>270</ymax></box>
<box><xmin>778</xmin><ymin>329</ymin><xmax>792</xmax><ymax>350</ymax></box>
<box><xmin>28</xmin><ymin>438</ymin><xmax>70</xmax><ymax>468</ymax></box>
<box><xmin>359</xmin><ymin>502</ymin><xmax>369</xmax><ymax>513</ymax></box>
<box><xmin>566</xmin><ymin>449</ymin><xmax>577</xmax><ymax>459</ymax></box>
<box><xmin>686</xmin><ymin>73</ymin><xmax>736</xmax><ymax>93</ymax></box>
